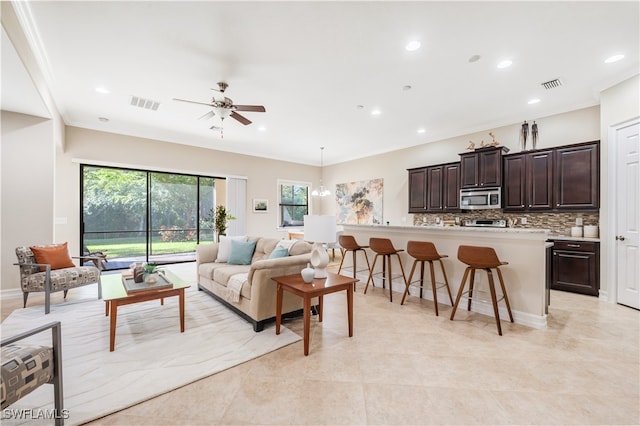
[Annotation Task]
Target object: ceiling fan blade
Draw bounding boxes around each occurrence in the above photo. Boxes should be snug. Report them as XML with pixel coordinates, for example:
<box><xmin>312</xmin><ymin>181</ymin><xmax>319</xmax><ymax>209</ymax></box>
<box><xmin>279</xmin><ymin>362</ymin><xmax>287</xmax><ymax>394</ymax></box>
<box><xmin>230</xmin><ymin>111</ymin><xmax>252</xmax><ymax>125</ymax></box>
<box><xmin>173</xmin><ymin>98</ymin><xmax>213</xmax><ymax>107</ymax></box>
<box><xmin>198</xmin><ymin>111</ymin><xmax>215</xmax><ymax>120</ymax></box>
<box><xmin>234</xmin><ymin>105</ymin><xmax>266</xmax><ymax>112</ymax></box>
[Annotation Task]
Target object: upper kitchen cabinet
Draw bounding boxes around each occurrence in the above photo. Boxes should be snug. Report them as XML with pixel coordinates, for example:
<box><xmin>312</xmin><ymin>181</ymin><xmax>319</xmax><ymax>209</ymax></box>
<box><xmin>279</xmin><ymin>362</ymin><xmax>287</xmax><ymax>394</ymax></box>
<box><xmin>443</xmin><ymin>162</ymin><xmax>461</xmax><ymax>211</ymax></box>
<box><xmin>503</xmin><ymin>150</ymin><xmax>553</xmax><ymax>211</ymax></box>
<box><xmin>460</xmin><ymin>146</ymin><xmax>509</xmax><ymax>188</ymax></box>
<box><xmin>408</xmin><ymin>162</ymin><xmax>460</xmax><ymax>213</ymax></box>
<box><xmin>408</xmin><ymin>167</ymin><xmax>427</xmax><ymax>213</ymax></box>
<box><xmin>426</xmin><ymin>162</ymin><xmax>461</xmax><ymax>212</ymax></box>
<box><xmin>554</xmin><ymin>142</ymin><xmax>599</xmax><ymax>211</ymax></box>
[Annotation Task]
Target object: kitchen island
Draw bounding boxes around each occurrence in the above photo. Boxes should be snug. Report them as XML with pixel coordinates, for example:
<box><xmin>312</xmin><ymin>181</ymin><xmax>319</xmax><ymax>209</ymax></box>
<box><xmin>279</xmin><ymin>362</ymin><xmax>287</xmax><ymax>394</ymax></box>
<box><xmin>341</xmin><ymin>224</ymin><xmax>550</xmax><ymax>329</ymax></box>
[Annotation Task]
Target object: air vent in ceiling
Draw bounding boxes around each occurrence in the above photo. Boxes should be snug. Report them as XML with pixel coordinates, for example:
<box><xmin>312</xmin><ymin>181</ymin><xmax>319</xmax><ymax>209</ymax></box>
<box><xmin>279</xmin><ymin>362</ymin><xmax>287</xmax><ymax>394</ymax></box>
<box><xmin>540</xmin><ymin>78</ymin><xmax>563</xmax><ymax>90</ymax></box>
<box><xmin>130</xmin><ymin>96</ymin><xmax>160</xmax><ymax>111</ymax></box>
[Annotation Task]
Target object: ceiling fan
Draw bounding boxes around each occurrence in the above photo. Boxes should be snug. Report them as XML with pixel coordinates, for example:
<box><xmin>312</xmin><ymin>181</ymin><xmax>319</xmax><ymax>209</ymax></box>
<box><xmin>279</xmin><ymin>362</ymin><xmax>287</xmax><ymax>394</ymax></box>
<box><xmin>173</xmin><ymin>82</ymin><xmax>266</xmax><ymax>132</ymax></box>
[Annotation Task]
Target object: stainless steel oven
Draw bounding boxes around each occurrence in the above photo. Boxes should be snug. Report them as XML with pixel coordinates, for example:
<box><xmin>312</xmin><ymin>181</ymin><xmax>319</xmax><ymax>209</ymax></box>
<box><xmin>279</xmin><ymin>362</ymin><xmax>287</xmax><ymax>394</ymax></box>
<box><xmin>460</xmin><ymin>187</ymin><xmax>501</xmax><ymax>210</ymax></box>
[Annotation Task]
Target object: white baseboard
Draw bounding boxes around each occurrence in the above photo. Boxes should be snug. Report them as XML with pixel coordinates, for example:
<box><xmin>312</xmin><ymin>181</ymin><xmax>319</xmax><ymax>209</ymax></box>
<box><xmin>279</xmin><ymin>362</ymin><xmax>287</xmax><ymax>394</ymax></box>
<box><xmin>1</xmin><ymin>288</ymin><xmax>23</xmax><ymax>299</ymax></box>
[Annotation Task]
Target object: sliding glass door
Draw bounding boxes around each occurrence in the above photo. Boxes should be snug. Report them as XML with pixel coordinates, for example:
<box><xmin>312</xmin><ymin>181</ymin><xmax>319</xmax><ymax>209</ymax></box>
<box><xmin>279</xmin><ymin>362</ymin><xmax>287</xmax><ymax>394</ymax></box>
<box><xmin>82</xmin><ymin>165</ymin><xmax>219</xmax><ymax>269</ymax></box>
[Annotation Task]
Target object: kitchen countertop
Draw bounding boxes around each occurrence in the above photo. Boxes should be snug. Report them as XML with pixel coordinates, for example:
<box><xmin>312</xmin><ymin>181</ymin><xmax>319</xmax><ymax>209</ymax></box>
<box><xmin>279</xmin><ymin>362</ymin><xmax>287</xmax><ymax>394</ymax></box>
<box><xmin>344</xmin><ymin>224</ymin><xmax>601</xmax><ymax>242</ymax></box>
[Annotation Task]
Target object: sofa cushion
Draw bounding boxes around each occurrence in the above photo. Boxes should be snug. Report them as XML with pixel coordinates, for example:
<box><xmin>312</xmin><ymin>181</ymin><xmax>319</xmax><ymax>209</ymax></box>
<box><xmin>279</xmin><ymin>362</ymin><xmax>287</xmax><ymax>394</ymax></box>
<box><xmin>22</xmin><ymin>266</ymin><xmax>100</xmax><ymax>292</ymax></box>
<box><xmin>228</xmin><ymin>240</ymin><xmax>257</xmax><ymax>265</ymax></box>
<box><xmin>30</xmin><ymin>243</ymin><xmax>75</xmax><ymax>272</ymax></box>
<box><xmin>215</xmin><ymin>236</ymin><xmax>247</xmax><ymax>263</ymax></box>
<box><xmin>289</xmin><ymin>240</ymin><xmax>313</xmax><ymax>256</ymax></box>
<box><xmin>252</xmin><ymin>238</ymin><xmax>279</xmax><ymax>263</ymax></box>
<box><xmin>213</xmin><ymin>265</ymin><xmax>252</xmax><ymax>286</ymax></box>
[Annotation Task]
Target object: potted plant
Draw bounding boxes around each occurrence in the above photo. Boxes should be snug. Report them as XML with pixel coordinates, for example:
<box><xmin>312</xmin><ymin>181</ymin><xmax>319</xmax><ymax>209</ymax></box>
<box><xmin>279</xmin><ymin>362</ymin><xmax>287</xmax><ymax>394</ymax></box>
<box><xmin>212</xmin><ymin>205</ymin><xmax>236</xmax><ymax>242</ymax></box>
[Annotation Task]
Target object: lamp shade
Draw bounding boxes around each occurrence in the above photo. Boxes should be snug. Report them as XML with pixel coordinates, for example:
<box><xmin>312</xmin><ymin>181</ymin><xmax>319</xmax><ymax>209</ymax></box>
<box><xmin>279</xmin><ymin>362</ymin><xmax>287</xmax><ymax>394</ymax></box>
<box><xmin>303</xmin><ymin>215</ymin><xmax>337</xmax><ymax>243</ymax></box>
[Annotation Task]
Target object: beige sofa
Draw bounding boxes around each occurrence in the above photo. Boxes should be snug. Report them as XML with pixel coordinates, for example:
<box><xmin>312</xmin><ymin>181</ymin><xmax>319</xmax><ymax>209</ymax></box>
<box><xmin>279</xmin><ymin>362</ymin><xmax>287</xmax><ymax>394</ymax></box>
<box><xmin>196</xmin><ymin>237</ymin><xmax>313</xmax><ymax>331</ymax></box>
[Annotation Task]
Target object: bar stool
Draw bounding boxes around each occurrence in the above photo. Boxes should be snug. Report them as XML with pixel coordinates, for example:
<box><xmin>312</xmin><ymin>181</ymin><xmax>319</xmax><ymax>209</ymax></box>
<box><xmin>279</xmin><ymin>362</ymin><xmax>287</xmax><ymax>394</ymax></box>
<box><xmin>450</xmin><ymin>245</ymin><xmax>514</xmax><ymax>335</ymax></box>
<box><xmin>401</xmin><ymin>241</ymin><xmax>454</xmax><ymax>316</ymax></box>
<box><xmin>337</xmin><ymin>235</ymin><xmax>371</xmax><ymax>289</ymax></box>
<box><xmin>365</xmin><ymin>238</ymin><xmax>407</xmax><ymax>302</ymax></box>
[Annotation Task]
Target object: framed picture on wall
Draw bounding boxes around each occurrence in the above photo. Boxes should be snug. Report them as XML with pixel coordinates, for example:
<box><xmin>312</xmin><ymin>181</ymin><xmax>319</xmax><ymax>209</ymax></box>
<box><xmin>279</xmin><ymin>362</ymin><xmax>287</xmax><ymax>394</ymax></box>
<box><xmin>253</xmin><ymin>198</ymin><xmax>268</xmax><ymax>213</ymax></box>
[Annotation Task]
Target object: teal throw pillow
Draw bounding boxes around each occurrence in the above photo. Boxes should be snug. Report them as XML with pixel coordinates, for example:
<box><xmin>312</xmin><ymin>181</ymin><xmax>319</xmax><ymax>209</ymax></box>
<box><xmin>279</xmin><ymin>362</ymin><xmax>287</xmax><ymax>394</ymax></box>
<box><xmin>228</xmin><ymin>240</ymin><xmax>257</xmax><ymax>265</ymax></box>
<box><xmin>269</xmin><ymin>247</ymin><xmax>289</xmax><ymax>259</ymax></box>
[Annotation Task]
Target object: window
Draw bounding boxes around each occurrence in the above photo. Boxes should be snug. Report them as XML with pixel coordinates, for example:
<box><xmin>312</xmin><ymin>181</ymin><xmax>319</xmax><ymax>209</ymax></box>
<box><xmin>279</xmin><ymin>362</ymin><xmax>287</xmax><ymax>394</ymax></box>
<box><xmin>81</xmin><ymin>165</ymin><xmax>221</xmax><ymax>269</ymax></box>
<box><xmin>278</xmin><ymin>181</ymin><xmax>309</xmax><ymax>227</ymax></box>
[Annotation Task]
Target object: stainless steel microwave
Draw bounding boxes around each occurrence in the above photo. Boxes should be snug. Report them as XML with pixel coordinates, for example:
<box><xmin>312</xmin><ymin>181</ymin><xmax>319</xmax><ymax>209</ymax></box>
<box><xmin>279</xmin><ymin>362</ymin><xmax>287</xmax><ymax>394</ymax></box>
<box><xmin>460</xmin><ymin>187</ymin><xmax>501</xmax><ymax>210</ymax></box>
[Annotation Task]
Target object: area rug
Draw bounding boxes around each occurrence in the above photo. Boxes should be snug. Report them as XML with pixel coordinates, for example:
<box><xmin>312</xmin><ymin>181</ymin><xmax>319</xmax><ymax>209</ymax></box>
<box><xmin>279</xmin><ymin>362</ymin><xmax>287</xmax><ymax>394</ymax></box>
<box><xmin>0</xmin><ymin>264</ymin><xmax>301</xmax><ymax>426</ymax></box>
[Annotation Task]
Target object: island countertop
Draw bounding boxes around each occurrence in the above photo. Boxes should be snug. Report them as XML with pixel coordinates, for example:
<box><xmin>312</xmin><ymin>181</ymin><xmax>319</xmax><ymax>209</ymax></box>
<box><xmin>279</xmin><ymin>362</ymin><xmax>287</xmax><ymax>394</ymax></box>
<box><xmin>341</xmin><ymin>224</ymin><xmax>549</xmax><ymax>329</ymax></box>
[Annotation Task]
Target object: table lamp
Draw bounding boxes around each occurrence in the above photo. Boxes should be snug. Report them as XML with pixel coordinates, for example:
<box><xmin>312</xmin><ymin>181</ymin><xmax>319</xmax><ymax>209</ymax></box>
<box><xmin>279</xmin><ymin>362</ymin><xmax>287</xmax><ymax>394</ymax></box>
<box><xmin>303</xmin><ymin>215</ymin><xmax>337</xmax><ymax>279</ymax></box>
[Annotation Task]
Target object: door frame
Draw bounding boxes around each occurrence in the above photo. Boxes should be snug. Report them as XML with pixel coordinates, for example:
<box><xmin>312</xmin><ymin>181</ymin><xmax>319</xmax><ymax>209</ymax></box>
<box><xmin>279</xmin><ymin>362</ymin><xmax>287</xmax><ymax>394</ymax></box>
<box><xmin>606</xmin><ymin>116</ymin><xmax>640</xmax><ymax>303</ymax></box>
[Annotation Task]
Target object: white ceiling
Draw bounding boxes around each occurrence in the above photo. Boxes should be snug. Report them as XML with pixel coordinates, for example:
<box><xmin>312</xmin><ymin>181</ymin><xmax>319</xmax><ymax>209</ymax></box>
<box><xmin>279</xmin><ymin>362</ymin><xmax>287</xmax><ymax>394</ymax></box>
<box><xmin>2</xmin><ymin>1</ymin><xmax>638</xmax><ymax>166</ymax></box>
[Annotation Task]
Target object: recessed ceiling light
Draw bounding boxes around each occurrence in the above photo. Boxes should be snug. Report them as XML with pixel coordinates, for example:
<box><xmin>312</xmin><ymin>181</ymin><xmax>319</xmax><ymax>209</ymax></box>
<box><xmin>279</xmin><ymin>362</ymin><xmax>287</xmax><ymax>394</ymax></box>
<box><xmin>402</xmin><ymin>85</ymin><xmax>412</xmax><ymax>91</ymax></box>
<box><xmin>405</xmin><ymin>40</ymin><xmax>421</xmax><ymax>51</ymax></box>
<box><xmin>468</xmin><ymin>54</ymin><xmax>481</xmax><ymax>63</ymax></box>
<box><xmin>95</xmin><ymin>87</ymin><xmax>110</xmax><ymax>94</ymax></box>
<box><xmin>528</xmin><ymin>98</ymin><xmax>541</xmax><ymax>105</ymax></box>
<box><xmin>98</xmin><ymin>117</ymin><xmax>109</xmax><ymax>122</ymax></box>
<box><xmin>497</xmin><ymin>59</ymin><xmax>512</xmax><ymax>69</ymax></box>
<box><xmin>417</xmin><ymin>128</ymin><xmax>426</xmax><ymax>134</ymax></box>
<box><xmin>604</xmin><ymin>54</ymin><xmax>624</xmax><ymax>64</ymax></box>
<box><xmin>371</xmin><ymin>109</ymin><xmax>381</xmax><ymax>116</ymax></box>
<box><xmin>356</xmin><ymin>105</ymin><xmax>364</xmax><ymax>110</ymax></box>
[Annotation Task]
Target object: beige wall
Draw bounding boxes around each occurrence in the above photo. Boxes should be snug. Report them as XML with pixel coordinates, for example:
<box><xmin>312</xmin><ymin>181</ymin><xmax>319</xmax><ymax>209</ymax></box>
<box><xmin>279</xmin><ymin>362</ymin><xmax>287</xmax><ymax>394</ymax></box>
<box><xmin>54</xmin><ymin>127</ymin><xmax>319</xmax><ymax>256</ymax></box>
<box><xmin>1</xmin><ymin>111</ymin><xmax>56</xmax><ymax>291</ymax></box>
<box><xmin>321</xmin><ymin>106</ymin><xmax>601</xmax><ymax>224</ymax></box>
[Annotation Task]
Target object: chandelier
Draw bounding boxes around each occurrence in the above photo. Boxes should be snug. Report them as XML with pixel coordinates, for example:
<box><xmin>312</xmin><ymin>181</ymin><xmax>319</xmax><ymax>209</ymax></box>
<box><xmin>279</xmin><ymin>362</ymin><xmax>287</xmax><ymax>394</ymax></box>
<box><xmin>311</xmin><ymin>147</ymin><xmax>330</xmax><ymax>197</ymax></box>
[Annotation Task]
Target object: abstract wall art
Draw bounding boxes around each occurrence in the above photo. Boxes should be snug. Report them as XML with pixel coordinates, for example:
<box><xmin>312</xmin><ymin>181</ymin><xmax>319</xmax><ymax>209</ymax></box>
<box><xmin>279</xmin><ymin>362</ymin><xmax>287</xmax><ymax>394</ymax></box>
<box><xmin>335</xmin><ymin>178</ymin><xmax>383</xmax><ymax>224</ymax></box>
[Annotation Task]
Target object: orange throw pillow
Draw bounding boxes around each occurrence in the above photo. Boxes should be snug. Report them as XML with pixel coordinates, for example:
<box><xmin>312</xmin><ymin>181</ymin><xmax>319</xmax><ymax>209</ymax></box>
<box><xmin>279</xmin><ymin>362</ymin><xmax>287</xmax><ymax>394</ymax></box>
<box><xmin>30</xmin><ymin>243</ymin><xmax>75</xmax><ymax>272</ymax></box>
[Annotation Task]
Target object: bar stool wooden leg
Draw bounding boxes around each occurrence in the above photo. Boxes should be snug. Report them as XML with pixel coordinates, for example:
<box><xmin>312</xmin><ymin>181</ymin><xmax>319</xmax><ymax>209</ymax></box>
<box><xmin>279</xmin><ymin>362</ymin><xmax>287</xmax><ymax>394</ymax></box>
<box><xmin>387</xmin><ymin>254</ymin><xmax>392</xmax><ymax>302</ymax></box>
<box><xmin>486</xmin><ymin>269</ymin><xmax>503</xmax><ymax>336</ymax></box>
<box><xmin>428</xmin><ymin>260</ymin><xmax>439</xmax><ymax>316</ymax></box>
<box><xmin>419</xmin><ymin>262</ymin><xmax>425</xmax><ymax>299</ymax></box>
<box><xmin>450</xmin><ymin>267</ymin><xmax>471</xmax><ymax>320</ymax></box>
<box><xmin>401</xmin><ymin>260</ymin><xmax>419</xmax><ymax>305</ymax></box>
<box><xmin>466</xmin><ymin>268</ymin><xmax>476</xmax><ymax>311</ymax></box>
<box><xmin>439</xmin><ymin>259</ymin><xmax>454</xmax><ymax>306</ymax></box>
<box><xmin>364</xmin><ymin>254</ymin><xmax>380</xmax><ymax>293</ymax></box>
<box><xmin>496</xmin><ymin>268</ymin><xmax>514</xmax><ymax>322</ymax></box>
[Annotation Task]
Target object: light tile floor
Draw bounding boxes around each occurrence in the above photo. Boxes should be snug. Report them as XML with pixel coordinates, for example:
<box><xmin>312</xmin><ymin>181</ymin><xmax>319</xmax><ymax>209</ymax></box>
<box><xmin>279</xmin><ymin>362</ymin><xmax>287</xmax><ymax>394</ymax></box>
<box><xmin>2</xmin><ymin>261</ymin><xmax>639</xmax><ymax>425</ymax></box>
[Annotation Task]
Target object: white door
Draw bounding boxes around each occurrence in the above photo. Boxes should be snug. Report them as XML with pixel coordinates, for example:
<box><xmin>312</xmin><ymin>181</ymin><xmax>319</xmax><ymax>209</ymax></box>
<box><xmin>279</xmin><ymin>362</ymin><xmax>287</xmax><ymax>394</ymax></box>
<box><xmin>616</xmin><ymin>122</ymin><xmax>640</xmax><ymax>309</ymax></box>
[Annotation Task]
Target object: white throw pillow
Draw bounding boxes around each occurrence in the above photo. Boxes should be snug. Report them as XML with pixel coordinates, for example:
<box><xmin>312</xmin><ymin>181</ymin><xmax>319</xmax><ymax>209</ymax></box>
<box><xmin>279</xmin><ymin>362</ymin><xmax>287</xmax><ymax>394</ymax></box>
<box><xmin>215</xmin><ymin>236</ymin><xmax>247</xmax><ymax>263</ymax></box>
<box><xmin>275</xmin><ymin>239</ymin><xmax>297</xmax><ymax>253</ymax></box>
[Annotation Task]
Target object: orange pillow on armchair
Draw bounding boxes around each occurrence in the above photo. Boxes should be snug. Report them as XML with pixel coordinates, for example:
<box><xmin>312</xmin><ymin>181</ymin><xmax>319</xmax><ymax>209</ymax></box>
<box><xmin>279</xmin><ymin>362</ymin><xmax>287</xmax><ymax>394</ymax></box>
<box><xmin>30</xmin><ymin>243</ymin><xmax>75</xmax><ymax>272</ymax></box>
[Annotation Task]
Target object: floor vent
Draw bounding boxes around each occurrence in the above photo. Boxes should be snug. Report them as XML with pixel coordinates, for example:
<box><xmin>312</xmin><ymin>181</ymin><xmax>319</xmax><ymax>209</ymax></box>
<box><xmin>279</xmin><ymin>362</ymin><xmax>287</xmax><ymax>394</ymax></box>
<box><xmin>540</xmin><ymin>78</ymin><xmax>563</xmax><ymax>90</ymax></box>
<box><xmin>130</xmin><ymin>96</ymin><xmax>160</xmax><ymax>111</ymax></box>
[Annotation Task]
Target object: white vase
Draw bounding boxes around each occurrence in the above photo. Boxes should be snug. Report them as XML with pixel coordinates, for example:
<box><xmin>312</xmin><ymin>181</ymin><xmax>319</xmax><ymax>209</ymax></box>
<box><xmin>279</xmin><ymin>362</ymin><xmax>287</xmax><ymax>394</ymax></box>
<box><xmin>301</xmin><ymin>263</ymin><xmax>315</xmax><ymax>283</ymax></box>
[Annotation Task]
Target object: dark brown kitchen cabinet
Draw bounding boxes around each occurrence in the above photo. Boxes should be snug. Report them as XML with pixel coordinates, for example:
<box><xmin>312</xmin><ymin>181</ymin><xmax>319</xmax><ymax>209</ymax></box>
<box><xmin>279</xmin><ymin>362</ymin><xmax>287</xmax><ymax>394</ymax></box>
<box><xmin>426</xmin><ymin>162</ymin><xmax>460</xmax><ymax>212</ymax></box>
<box><xmin>551</xmin><ymin>240</ymin><xmax>599</xmax><ymax>296</ymax></box>
<box><xmin>503</xmin><ymin>150</ymin><xmax>553</xmax><ymax>211</ymax></box>
<box><xmin>408</xmin><ymin>162</ymin><xmax>460</xmax><ymax>213</ymax></box>
<box><xmin>443</xmin><ymin>162</ymin><xmax>461</xmax><ymax>210</ymax></box>
<box><xmin>426</xmin><ymin>165</ymin><xmax>444</xmax><ymax>211</ymax></box>
<box><xmin>408</xmin><ymin>167</ymin><xmax>427</xmax><ymax>213</ymax></box>
<box><xmin>460</xmin><ymin>146</ymin><xmax>508</xmax><ymax>188</ymax></box>
<box><xmin>554</xmin><ymin>142</ymin><xmax>599</xmax><ymax>210</ymax></box>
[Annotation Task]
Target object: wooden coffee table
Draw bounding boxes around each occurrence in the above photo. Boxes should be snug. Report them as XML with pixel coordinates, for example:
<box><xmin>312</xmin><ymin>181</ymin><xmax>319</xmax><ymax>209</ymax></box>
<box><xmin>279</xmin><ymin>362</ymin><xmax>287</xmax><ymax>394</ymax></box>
<box><xmin>101</xmin><ymin>270</ymin><xmax>190</xmax><ymax>351</ymax></box>
<box><xmin>272</xmin><ymin>272</ymin><xmax>358</xmax><ymax>356</ymax></box>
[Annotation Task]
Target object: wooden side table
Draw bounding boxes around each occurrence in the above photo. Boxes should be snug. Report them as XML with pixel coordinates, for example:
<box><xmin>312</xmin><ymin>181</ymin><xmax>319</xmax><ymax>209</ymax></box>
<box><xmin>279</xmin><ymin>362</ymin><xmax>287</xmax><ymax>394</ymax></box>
<box><xmin>272</xmin><ymin>272</ymin><xmax>358</xmax><ymax>356</ymax></box>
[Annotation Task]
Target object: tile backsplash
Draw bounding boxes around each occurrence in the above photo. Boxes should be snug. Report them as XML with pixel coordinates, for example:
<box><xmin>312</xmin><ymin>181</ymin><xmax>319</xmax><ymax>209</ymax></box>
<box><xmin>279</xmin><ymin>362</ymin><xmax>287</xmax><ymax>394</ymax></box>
<box><xmin>413</xmin><ymin>212</ymin><xmax>599</xmax><ymax>236</ymax></box>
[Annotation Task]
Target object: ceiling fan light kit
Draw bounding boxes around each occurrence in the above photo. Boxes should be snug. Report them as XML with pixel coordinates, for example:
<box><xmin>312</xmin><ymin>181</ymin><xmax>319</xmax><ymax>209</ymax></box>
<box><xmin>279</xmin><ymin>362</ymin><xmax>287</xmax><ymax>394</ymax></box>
<box><xmin>172</xmin><ymin>81</ymin><xmax>265</xmax><ymax>137</ymax></box>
